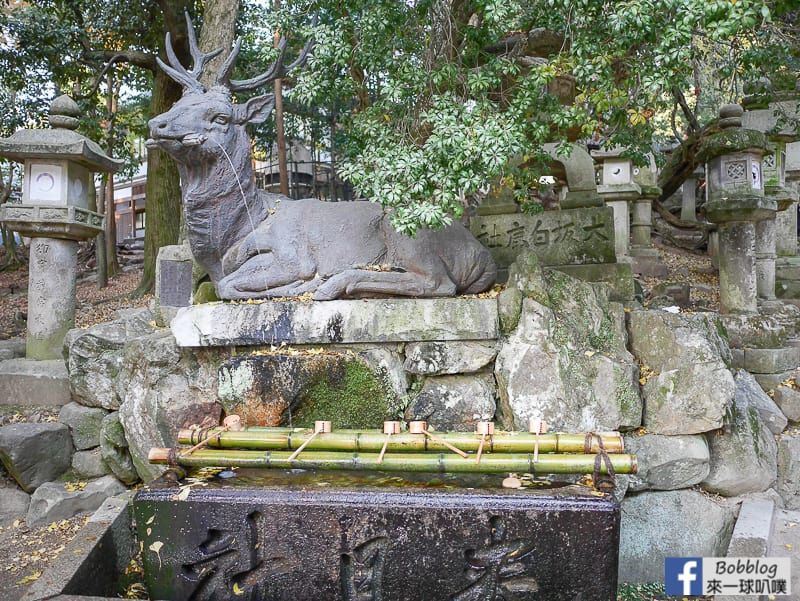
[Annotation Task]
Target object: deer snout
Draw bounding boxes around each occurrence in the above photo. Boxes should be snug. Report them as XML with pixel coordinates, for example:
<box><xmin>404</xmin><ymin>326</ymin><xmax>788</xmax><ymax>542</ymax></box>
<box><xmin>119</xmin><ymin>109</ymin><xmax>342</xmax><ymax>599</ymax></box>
<box><xmin>148</xmin><ymin>115</ymin><xmax>170</xmax><ymax>135</ymax></box>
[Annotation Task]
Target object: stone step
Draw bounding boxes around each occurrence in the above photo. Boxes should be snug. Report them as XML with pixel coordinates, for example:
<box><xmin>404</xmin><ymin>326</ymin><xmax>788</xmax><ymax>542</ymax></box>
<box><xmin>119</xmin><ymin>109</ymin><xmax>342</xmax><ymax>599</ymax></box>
<box><xmin>731</xmin><ymin>346</ymin><xmax>800</xmax><ymax>374</ymax></box>
<box><xmin>766</xmin><ymin>508</ymin><xmax>800</xmax><ymax>600</ymax></box>
<box><xmin>714</xmin><ymin>497</ymin><xmax>776</xmax><ymax>601</ymax></box>
<box><xmin>0</xmin><ymin>358</ymin><xmax>70</xmax><ymax>406</ymax></box>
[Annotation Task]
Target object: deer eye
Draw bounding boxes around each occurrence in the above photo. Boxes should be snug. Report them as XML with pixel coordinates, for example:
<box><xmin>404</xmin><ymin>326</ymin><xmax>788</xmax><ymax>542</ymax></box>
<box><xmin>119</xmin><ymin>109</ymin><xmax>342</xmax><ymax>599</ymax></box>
<box><xmin>212</xmin><ymin>114</ymin><xmax>230</xmax><ymax>125</ymax></box>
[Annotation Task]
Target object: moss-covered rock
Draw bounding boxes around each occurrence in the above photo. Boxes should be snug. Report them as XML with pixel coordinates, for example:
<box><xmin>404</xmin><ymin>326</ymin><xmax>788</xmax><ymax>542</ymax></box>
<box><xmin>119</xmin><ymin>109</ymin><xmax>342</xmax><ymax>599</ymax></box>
<box><xmin>628</xmin><ymin>310</ymin><xmax>734</xmax><ymax>435</ymax></box>
<box><xmin>292</xmin><ymin>359</ymin><xmax>395</xmax><ymax>429</ymax></box>
<box><xmin>495</xmin><ymin>262</ymin><xmax>641</xmax><ymax>432</ymax></box>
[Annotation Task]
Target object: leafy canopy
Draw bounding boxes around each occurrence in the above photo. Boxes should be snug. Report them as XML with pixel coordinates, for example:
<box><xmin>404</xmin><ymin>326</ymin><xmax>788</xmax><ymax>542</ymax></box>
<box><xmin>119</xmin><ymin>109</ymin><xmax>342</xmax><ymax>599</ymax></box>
<box><xmin>280</xmin><ymin>0</ymin><xmax>797</xmax><ymax>234</ymax></box>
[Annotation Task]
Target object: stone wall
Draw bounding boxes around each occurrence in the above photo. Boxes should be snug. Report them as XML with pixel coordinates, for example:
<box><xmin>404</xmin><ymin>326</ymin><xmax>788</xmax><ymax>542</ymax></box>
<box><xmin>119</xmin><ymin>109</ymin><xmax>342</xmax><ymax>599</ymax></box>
<box><xmin>62</xmin><ymin>251</ymin><xmax>792</xmax><ymax>584</ymax></box>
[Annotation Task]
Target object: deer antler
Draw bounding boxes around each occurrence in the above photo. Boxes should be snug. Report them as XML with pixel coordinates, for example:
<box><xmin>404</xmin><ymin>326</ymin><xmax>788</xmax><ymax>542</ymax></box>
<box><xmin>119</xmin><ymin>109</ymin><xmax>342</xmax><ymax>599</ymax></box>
<box><xmin>157</xmin><ymin>12</ymin><xmax>224</xmax><ymax>93</ymax></box>
<box><xmin>215</xmin><ymin>15</ymin><xmax>317</xmax><ymax>92</ymax></box>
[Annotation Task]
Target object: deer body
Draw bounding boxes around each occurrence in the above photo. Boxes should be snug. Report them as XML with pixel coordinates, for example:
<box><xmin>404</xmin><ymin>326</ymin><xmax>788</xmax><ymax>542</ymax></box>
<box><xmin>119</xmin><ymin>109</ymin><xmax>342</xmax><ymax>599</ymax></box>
<box><xmin>147</xmin><ymin>17</ymin><xmax>496</xmax><ymax>300</ymax></box>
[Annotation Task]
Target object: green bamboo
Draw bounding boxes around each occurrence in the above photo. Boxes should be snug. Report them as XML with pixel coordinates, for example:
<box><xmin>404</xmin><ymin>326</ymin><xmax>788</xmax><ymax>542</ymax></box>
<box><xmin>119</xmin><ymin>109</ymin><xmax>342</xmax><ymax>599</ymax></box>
<box><xmin>150</xmin><ymin>448</ymin><xmax>637</xmax><ymax>475</ymax></box>
<box><xmin>178</xmin><ymin>427</ymin><xmax>624</xmax><ymax>455</ymax></box>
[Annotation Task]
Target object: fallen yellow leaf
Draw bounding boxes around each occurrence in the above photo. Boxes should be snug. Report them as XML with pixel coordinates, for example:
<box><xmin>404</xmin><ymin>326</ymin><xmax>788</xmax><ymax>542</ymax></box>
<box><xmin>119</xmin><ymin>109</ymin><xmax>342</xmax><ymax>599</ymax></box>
<box><xmin>15</xmin><ymin>570</ymin><xmax>41</xmax><ymax>585</ymax></box>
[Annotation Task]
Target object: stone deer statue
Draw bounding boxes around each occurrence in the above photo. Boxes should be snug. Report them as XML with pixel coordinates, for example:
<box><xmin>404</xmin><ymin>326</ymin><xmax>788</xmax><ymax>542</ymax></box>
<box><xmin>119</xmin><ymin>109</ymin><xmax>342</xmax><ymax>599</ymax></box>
<box><xmin>147</xmin><ymin>17</ymin><xmax>496</xmax><ymax>300</ymax></box>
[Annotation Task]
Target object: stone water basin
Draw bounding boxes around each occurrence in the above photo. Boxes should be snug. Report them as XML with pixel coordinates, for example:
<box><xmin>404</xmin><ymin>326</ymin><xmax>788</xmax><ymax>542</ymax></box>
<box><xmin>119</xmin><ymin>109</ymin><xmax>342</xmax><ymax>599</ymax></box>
<box><xmin>134</xmin><ymin>468</ymin><xmax>620</xmax><ymax>600</ymax></box>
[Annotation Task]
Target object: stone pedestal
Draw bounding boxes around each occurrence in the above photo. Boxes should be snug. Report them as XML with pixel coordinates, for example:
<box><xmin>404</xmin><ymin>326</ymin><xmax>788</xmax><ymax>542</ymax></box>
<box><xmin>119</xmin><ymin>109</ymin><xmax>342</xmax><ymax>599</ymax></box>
<box><xmin>26</xmin><ymin>238</ymin><xmax>78</xmax><ymax>360</ymax></box>
<box><xmin>134</xmin><ymin>471</ymin><xmax>621</xmax><ymax>601</ymax></box>
<box><xmin>606</xmin><ymin>199</ymin><xmax>631</xmax><ymax>261</ymax></box>
<box><xmin>630</xmin><ymin>195</ymin><xmax>668</xmax><ymax>277</ymax></box>
<box><xmin>718</xmin><ymin>221</ymin><xmax>758</xmax><ymax>314</ymax></box>
<box><xmin>681</xmin><ymin>177</ymin><xmax>698</xmax><ymax>222</ymax></box>
<box><xmin>755</xmin><ymin>216</ymin><xmax>778</xmax><ymax>302</ymax></box>
<box><xmin>630</xmin><ymin>198</ymin><xmax>651</xmax><ymax>250</ymax></box>
<box><xmin>776</xmin><ymin>200</ymin><xmax>798</xmax><ymax>256</ymax></box>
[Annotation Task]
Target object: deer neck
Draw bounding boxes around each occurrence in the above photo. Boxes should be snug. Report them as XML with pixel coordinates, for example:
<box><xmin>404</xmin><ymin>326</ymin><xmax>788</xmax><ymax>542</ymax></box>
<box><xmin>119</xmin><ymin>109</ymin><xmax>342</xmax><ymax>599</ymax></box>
<box><xmin>178</xmin><ymin>135</ymin><xmax>270</xmax><ymax>280</ymax></box>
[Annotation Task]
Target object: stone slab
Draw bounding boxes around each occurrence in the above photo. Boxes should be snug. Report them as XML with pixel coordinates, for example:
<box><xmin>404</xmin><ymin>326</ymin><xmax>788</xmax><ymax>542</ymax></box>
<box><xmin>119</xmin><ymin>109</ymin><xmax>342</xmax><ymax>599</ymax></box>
<box><xmin>171</xmin><ymin>298</ymin><xmax>499</xmax><ymax>347</ymax></box>
<box><xmin>726</xmin><ymin>498</ymin><xmax>774</xmax><ymax>557</ymax></box>
<box><xmin>0</xmin><ymin>339</ymin><xmax>26</xmax><ymax>361</ymax></box>
<box><xmin>134</xmin><ymin>472</ymin><xmax>620</xmax><ymax>601</ymax></box>
<box><xmin>743</xmin><ymin>346</ymin><xmax>800</xmax><ymax>374</ymax></box>
<box><xmin>553</xmin><ymin>263</ymin><xmax>635</xmax><ymax>302</ymax></box>
<box><xmin>721</xmin><ymin>314</ymin><xmax>786</xmax><ymax>349</ymax></box>
<box><xmin>470</xmin><ymin>207</ymin><xmax>616</xmax><ymax>269</ymax></box>
<box><xmin>21</xmin><ymin>494</ymin><xmax>134</xmax><ymax>601</ymax></box>
<box><xmin>753</xmin><ymin>370</ymin><xmax>795</xmax><ymax>393</ymax></box>
<box><xmin>0</xmin><ymin>358</ymin><xmax>70</xmax><ymax>405</ymax></box>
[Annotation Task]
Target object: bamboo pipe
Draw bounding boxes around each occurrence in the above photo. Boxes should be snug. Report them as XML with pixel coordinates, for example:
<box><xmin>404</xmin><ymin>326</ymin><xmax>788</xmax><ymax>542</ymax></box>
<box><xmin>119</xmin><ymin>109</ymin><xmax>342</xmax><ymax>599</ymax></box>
<box><xmin>408</xmin><ymin>421</ymin><xmax>469</xmax><ymax>458</ymax></box>
<box><xmin>287</xmin><ymin>421</ymin><xmax>331</xmax><ymax>461</ymax></box>
<box><xmin>148</xmin><ymin>448</ymin><xmax>638</xmax><ymax>475</ymax></box>
<box><xmin>177</xmin><ymin>428</ymin><xmax>624</xmax><ymax>455</ymax></box>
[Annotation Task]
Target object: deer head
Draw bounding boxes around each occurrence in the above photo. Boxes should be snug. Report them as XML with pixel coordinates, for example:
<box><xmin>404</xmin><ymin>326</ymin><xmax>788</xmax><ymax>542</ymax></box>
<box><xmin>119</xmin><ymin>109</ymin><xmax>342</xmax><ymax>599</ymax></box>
<box><xmin>146</xmin><ymin>12</ymin><xmax>313</xmax><ymax>164</ymax></box>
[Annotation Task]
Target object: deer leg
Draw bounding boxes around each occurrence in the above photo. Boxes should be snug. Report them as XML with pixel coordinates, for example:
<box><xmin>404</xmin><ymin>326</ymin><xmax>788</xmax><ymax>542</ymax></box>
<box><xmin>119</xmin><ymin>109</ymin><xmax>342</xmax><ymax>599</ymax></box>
<box><xmin>217</xmin><ymin>253</ymin><xmax>317</xmax><ymax>299</ymax></box>
<box><xmin>313</xmin><ymin>269</ymin><xmax>456</xmax><ymax>301</ymax></box>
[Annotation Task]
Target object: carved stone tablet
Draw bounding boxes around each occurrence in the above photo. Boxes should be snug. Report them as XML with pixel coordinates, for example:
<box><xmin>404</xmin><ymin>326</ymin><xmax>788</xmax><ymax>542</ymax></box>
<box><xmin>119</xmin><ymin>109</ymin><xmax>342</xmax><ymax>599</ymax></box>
<box><xmin>134</xmin><ymin>471</ymin><xmax>620</xmax><ymax>601</ymax></box>
<box><xmin>159</xmin><ymin>260</ymin><xmax>193</xmax><ymax>307</ymax></box>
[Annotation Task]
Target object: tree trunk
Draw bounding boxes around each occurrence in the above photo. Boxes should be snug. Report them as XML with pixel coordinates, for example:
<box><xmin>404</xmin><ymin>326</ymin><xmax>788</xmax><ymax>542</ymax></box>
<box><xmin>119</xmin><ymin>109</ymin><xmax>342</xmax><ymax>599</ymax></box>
<box><xmin>134</xmin><ymin>67</ymin><xmax>185</xmax><ymax>296</ymax></box>
<box><xmin>1</xmin><ymin>225</ymin><xmax>21</xmax><ymax>271</ymax></box>
<box><xmin>95</xmin><ymin>175</ymin><xmax>108</xmax><ymax>288</ymax></box>
<box><xmin>273</xmin><ymin>0</ymin><xmax>289</xmax><ymax>196</ymax></box>
<box><xmin>197</xmin><ymin>0</ymin><xmax>240</xmax><ymax>89</ymax></box>
<box><xmin>135</xmin><ymin>0</ymin><xmax>195</xmax><ymax>296</ymax></box>
<box><xmin>104</xmin><ymin>71</ymin><xmax>120</xmax><ymax>280</ymax></box>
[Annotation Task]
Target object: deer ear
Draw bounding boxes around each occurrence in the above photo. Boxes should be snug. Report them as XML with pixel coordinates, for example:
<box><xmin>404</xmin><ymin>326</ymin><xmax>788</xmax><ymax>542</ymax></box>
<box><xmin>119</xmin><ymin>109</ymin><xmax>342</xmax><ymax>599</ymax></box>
<box><xmin>235</xmin><ymin>94</ymin><xmax>275</xmax><ymax>125</ymax></box>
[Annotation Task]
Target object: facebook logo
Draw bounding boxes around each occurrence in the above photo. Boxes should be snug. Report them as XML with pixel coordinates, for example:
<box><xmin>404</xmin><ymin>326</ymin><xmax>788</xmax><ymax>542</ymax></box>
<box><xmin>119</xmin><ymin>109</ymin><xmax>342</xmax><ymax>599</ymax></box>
<box><xmin>665</xmin><ymin>557</ymin><xmax>703</xmax><ymax>595</ymax></box>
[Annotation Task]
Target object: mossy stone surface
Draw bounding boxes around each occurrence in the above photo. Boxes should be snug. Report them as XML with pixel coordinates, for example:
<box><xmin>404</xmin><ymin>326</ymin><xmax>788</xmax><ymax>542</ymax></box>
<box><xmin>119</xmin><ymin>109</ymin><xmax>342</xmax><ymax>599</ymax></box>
<box><xmin>292</xmin><ymin>359</ymin><xmax>394</xmax><ymax>429</ymax></box>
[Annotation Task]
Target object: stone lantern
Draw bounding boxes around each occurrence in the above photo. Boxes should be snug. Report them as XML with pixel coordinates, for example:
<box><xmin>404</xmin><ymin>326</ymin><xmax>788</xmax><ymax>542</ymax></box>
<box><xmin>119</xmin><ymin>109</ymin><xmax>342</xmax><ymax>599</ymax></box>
<box><xmin>591</xmin><ymin>148</ymin><xmax>641</xmax><ymax>261</ymax></box>
<box><xmin>742</xmin><ymin>91</ymin><xmax>800</xmax><ymax>305</ymax></box>
<box><xmin>0</xmin><ymin>95</ymin><xmax>121</xmax><ymax>359</ymax></box>
<box><xmin>699</xmin><ymin>104</ymin><xmax>774</xmax><ymax>314</ymax></box>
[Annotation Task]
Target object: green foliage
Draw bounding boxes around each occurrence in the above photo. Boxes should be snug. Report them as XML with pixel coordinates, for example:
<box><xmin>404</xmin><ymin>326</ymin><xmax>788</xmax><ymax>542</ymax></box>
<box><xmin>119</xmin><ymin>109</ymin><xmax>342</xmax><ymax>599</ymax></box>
<box><xmin>273</xmin><ymin>0</ymin><xmax>796</xmax><ymax>233</ymax></box>
<box><xmin>2</xmin><ymin>0</ymin><xmax>798</xmax><ymax>237</ymax></box>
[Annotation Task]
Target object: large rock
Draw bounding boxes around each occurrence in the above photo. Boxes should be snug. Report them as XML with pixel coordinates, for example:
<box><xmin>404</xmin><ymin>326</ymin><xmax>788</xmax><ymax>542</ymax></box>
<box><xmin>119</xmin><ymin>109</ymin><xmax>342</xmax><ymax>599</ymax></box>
<box><xmin>619</xmin><ymin>490</ymin><xmax>737</xmax><ymax>583</ymax></box>
<box><xmin>72</xmin><ymin>448</ymin><xmax>109</xmax><ymax>479</ymax></box>
<box><xmin>0</xmin><ymin>486</ymin><xmax>30</xmax><ymax>525</ymax></box>
<box><xmin>773</xmin><ymin>385</ymin><xmax>800</xmax><ymax>421</ymax></box>
<box><xmin>627</xmin><ymin>310</ymin><xmax>734</xmax><ymax>435</ymax></box>
<box><xmin>100</xmin><ymin>412</ymin><xmax>138</xmax><ymax>485</ymax></box>
<box><xmin>218</xmin><ymin>352</ymin><xmax>397</xmax><ymax>429</ymax></box>
<box><xmin>356</xmin><ymin>347</ymin><xmax>408</xmax><ymax>403</ymax></box>
<box><xmin>495</xmin><ymin>256</ymin><xmax>641</xmax><ymax>432</ymax></box>
<box><xmin>26</xmin><ymin>475</ymin><xmax>126</xmax><ymax>527</ymax></box>
<box><xmin>733</xmin><ymin>369</ymin><xmax>787</xmax><ymax>435</ymax></box>
<box><xmin>64</xmin><ymin>308</ymin><xmax>156</xmax><ymax>410</ymax></box>
<box><xmin>58</xmin><ymin>402</ymin><xmax>108</xmax><ymax>450</ymax></box>
<box><xmin>405</xmin><ymin>374</ymin><xmax>496</xmax><ymax>431</ymax></box>
<box><xmin>624</xmin><ymin>433</ymin><xmax>710</xmax><ymax>491</ymax></box>
<box><xmin>117</xmin><ymin>331</ymin><xmax>223</xmax><ymax>482</ymax></box>
<box><xmin>777</xmin><ymin>435</ymin><xmax>800</xmax><ymax>510</ymax></box>
<box><xmin>0</xmin><ymin>423</ymin><xmax>72</xmax><ymax>492</ymax></box>
<box><xmin>403</xmin><ymin>341</ymin><xmax>497</xmax><ymax>375</ymax></box>
<box><xmin>701</xmin><ymin>386</ymin><xmax>778</xmax><ymax>496</ymax></box>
